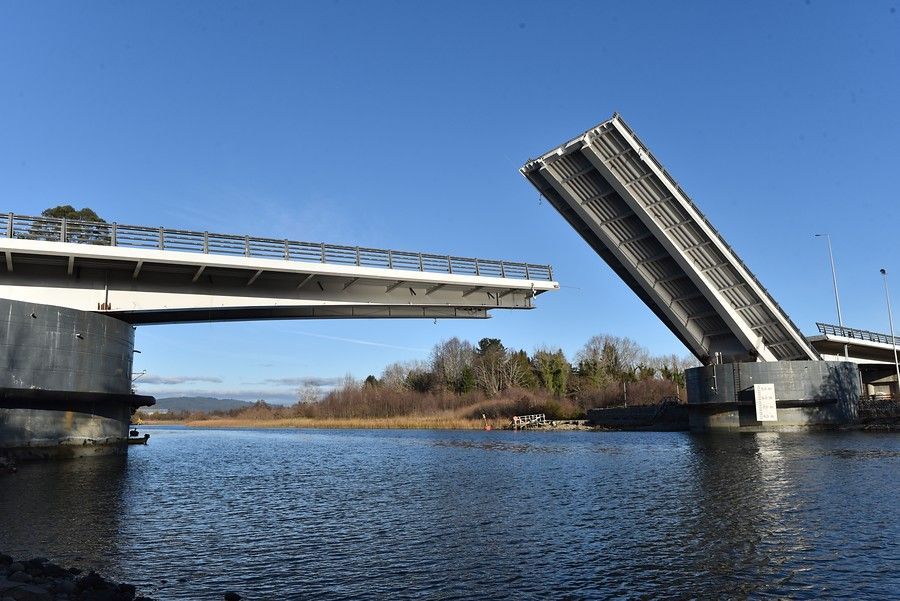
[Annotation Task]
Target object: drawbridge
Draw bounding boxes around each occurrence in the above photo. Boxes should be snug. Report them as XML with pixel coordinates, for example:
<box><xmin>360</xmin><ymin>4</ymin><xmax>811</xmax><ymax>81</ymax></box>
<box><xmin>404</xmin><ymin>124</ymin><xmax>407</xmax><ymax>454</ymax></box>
<box><xmin>521</xmin><ymin>114</ymin><xmax>819</xmax><ymax>365</ymax></box>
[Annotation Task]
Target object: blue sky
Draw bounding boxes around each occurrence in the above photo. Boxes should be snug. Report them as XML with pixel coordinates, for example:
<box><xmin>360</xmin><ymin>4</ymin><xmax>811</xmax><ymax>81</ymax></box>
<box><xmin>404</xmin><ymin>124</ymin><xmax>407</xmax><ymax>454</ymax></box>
<box><xmin>2</xmin><ymin>1</ymin><xmax>898</xmax><ymax>403</ymax></box>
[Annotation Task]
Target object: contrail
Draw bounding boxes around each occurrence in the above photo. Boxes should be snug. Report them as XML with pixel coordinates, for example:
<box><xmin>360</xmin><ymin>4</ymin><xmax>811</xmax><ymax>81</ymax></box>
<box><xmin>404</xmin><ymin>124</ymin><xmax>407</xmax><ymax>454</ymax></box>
<box><xmin>291</xmin><ymin>330</ymin><xmax>427</xmax><ymax>353</ymax></box>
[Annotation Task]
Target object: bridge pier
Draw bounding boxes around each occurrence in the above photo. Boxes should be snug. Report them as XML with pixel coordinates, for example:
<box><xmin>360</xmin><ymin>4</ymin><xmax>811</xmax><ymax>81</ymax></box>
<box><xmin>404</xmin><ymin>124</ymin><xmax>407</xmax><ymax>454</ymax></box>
<box><xmin>685</xmin><ymin>361</ymin><xmax>859</xmax><ymax>431</ymax></box>
<box><xmin>0</xmin><ymin>299</ymin><xmax>153</xmax><ymax>458</ymax></box>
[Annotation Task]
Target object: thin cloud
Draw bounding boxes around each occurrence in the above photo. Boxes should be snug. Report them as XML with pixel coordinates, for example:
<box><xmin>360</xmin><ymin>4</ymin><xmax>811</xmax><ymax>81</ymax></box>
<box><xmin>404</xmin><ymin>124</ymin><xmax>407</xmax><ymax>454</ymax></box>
<box><xmin>138</xmin><ymin>374</ymin><xmax>223</xmax><ymax>385</ymax></box>
<box><xmin>263</xmin><ymin>376</ymin><xmax>344</xmax><ymax>387</ymax></box>
<box><xmin>291</xmin><ymin>330</ymin><xmax>427</xmax><ymax>352</ymax></box>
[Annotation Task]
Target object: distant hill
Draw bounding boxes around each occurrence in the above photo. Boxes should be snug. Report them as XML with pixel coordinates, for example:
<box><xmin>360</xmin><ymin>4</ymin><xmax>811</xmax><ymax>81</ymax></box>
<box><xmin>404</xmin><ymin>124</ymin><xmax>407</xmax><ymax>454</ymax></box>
<box><xmin>150</xmin><ymin>396</ymin><xmax>253</xmax><ymax>413</ymax></box>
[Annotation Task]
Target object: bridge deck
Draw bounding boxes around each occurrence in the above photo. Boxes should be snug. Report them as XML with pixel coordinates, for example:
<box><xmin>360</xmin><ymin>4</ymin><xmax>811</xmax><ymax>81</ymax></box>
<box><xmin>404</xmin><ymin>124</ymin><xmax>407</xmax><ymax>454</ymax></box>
<box><xmin>0</xmin><ymin>213</ymin><xmax>557</xmax><ymax>324</ymax></box>
<box><xmin>1</xmin><ymin>213</ymin><xmax>552</xmax><ymax>281</ymax></box>
<box><xmin>521</xmin><ymin>114</ymin><xmax>817</xmax><ymax>363</ymax></box>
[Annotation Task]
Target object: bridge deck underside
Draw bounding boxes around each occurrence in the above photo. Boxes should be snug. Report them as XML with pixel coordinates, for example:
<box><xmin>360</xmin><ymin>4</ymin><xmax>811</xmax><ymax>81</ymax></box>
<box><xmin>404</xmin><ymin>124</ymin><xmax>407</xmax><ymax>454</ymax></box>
<box><xmin>522</xmin><ymin>115</ymin><xmax>817</xmax><ymax>363</ymax></box>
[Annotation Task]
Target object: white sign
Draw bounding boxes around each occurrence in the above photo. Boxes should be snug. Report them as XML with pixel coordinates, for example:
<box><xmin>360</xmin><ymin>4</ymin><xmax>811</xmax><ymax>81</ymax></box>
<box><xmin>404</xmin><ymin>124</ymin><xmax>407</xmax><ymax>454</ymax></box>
<box><xmin>754</xmin><ymin>383</ymin><xmax>778</xmax><ymax>422</ymax></box>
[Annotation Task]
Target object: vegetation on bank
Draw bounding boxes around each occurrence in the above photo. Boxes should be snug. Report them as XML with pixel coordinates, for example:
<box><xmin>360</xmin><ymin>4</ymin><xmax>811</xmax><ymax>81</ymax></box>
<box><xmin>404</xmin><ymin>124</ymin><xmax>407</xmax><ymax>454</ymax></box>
<box><xmin>137</xmin><ymin>334</ymin><xmax>697</xmax><ymax>426</ymax></box>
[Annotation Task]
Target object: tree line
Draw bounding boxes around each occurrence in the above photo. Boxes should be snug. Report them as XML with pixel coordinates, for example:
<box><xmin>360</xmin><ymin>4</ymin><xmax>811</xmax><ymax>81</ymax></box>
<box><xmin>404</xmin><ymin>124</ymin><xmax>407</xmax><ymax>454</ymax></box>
<box><xmin>282</xmin><ymin>334</ymin><xmax>699</xmax><ymax>420</ymax></box>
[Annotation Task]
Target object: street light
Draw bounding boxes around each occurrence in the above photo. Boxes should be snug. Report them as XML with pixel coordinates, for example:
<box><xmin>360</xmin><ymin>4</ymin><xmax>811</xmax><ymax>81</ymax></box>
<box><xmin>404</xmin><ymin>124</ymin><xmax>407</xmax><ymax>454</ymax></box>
<box><xmin>879</xmin><ymin>268</ymin><xmax>900</xmax><ymax>399</ymax></box>
<box><xmin>815</xmin><ymin>233</ymin><xmax>847</xmax><ymax>358</ymax></box>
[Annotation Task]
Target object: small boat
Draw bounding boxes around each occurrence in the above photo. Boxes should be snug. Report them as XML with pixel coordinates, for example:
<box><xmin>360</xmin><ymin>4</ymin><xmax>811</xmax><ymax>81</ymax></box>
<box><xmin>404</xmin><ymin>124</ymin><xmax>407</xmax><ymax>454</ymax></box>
<box><xmin>128</xmin><ymin>429</ymin><xmax>150</xmax><ymax>445</ymax></box>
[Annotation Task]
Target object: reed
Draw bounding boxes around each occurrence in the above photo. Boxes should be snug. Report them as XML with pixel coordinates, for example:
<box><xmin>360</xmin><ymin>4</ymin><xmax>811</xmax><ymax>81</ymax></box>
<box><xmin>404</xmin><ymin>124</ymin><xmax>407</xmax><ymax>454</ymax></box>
<box><xmin>168</xmin><ymin>416</ymin><xmax>497</xmax><ymax>430</ymax></box>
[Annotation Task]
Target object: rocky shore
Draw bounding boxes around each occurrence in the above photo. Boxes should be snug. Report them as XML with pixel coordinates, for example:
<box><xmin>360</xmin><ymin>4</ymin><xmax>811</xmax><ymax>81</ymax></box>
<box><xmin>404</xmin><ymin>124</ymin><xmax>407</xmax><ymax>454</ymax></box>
<box><xmin>0</xmin><ymin>553</ymin><xmax>154</xmax><ymax>601</ymax></box>
<box><xmin>0</xmin><ymin>554</ymin><xmax>247</xmax><ymax>601</ymax></box>
<box><xmin>0</xmin><ymin>454</ymin><xmax>16</xmax><ymax>475</ymax></box>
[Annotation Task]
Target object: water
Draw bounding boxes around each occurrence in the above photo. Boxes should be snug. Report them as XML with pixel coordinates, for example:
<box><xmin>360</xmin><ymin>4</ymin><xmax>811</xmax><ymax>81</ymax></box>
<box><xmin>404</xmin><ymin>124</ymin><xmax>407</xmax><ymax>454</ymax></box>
<box><xmin>1</xmin><ymin>428</ymin><xmax>898</xmax><ymax>600</ymax></box>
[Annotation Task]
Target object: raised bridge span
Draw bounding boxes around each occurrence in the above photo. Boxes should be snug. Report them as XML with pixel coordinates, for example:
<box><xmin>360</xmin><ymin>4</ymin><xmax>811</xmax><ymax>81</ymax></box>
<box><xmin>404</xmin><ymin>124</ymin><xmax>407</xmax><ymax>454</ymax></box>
<box><xmin>0</xmin><ymin>213</ymin><xmax>558</xmax><ymax>324</ymax></box>
<box><xmin>520</xmin><ymin>114</ymin><xmax>869</xmax><ymax>432</ymax></box>
<box><xmin>521</xmin><ymin>114</ymin><xmax>818</xmax><ymax>365</ymax></box>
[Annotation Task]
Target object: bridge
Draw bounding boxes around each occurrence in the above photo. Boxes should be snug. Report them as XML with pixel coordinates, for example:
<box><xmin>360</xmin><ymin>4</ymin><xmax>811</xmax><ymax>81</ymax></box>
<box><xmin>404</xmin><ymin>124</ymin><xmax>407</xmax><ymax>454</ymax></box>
<box><xmin>0</xmin><ymin>212</ymin><xmax>557</xmax><ymax>457</ymax></box>
<box><xmin>0</xmin><ymin>213</ymin><xmax>558</xmax><ymax>324</ymax></box>
<box><xmin>521</xmin><ymin>114</ymin><xmax>818</xmax><ymax>365</ymax></box>
<box><xmin>521</xmin><ymin>114</ymin><xmax>866</xmax><ymax>431</ymax></box>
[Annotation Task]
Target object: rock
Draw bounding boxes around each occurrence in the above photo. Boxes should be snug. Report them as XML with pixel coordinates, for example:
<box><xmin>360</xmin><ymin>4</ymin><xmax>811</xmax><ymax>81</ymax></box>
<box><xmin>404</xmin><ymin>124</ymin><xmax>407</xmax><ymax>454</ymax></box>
<box><xmin>223</xmin><ymin>593</ymin><xmax>241</xmax><ymax>601</ymax></box>
<box><xmin>40</xmin><ymin>565</ymin><xmax>66</xmax><ymax>580</ymax></box>
<box><xmin>1</xmin><ymin>554</ymin><xmax>151</xmax><ymax>601</ymax></box>
<box><xmin>75</xmin><ymin>571</ymin><xmax>104</xmax><ymax>591</ymax></box>
<box><xmin>0</xmin><ymin>582</ymin><xmax>52</xmax><ymax>601</ymax></box>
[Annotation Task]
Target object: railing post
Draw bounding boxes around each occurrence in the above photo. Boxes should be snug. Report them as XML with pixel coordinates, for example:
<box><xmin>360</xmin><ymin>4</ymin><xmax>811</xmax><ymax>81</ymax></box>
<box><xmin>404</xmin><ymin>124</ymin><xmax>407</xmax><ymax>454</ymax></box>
<box><xmin>500</xmin><ymin>262</ymin><xmax>506</xmax><ymax>278</ymax></box>
<box><xmin>6</xmin><ymin>213</ymin><xmax>12</xmax><ymax>238</ymax></box>
<box><xmin>283</xmin><ymin>240</ymin><xmax>289</xmax><ymax>260</ymax></box>
<box><xmin>418</xmin><ymin>254</ymin><xmax>424</xmax><ymax>271</ymax></box>
<box><xmin>548</xmin><ymin>265</ymin><xmax>553</xmax><ymax>281</ymax></box>
<box><xmin>474</xmin><ymin>259</ymin><xmax>480</xmax><ymax>276</ymax></box>
<box><xmin>158</xmin><ymin>227</ymin><xmax>164</xmax><ymax>250</ymax></box>
<box><xmin>244</xmin><ymin>236</ymin><xmax>250</xmax><ymax>257</ymax></box>
<box><xmin>355</xmin><ymin>246</ymin><xmax>360</xmax><ymax>266</ymax></box>
<box><xmin>203</xmin><ymin>232</ymin><xmax>209</xmax><ymax>253</ymax></box>
<box><xmin>111</xmin><ymin>223</ymin><xmax>117</xmax><ymax>246</ymax></box>
<box><xmin>447</xmin><ymin>256</ymin><xmax>452</xmax><ymax>274</ymax></box>
<box><xmin>320</xmin><ymin>243</ymin><xmax>326</xmax><ymax>263</ymax></box>
<box><xmin>60</xmin><ymin>218</ymin><xmax>67</xmax><ymax>242</ymax></box>
<box><xmin>525</xmin><ymin>264</ymin><xmax>530</xmax><ymax>280</ymax></box>
<box><xmin>387</xmin><ymin>250</ymin><xmax>393</xmax><ymax>269</ymax></box>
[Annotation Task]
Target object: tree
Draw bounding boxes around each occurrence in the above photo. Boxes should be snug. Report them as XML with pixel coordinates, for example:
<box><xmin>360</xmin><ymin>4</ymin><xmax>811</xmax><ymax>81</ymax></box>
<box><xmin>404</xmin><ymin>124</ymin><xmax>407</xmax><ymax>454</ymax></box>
<box><xmin>30</xmin><ymin>205</ymin><xmax>108</xmax><ymax>244</ymax></box>
<box><xmin>41</xmin><ymin>205</ymin><xmax>105</xmax><ymax>222</ymax></box>
<box><xmin>506</xmin><ymin>350</ymin><xmax>538</xmax><ymax>389</ymax></box>
<box><xmin>577</xmin><ymin>334</ymin><xmax>648</xmax><ymax>383</ymax></box>
<box><xmin>531</xmin><ymin>348</ymin><xmax>571</xmax><ymax>396</ymax></box>
<box><xmin>430</xmin><ymin>337</ymin><xmax>475</xmax><ymax>391</ymax></box>
<box><xmin>473</xmin><ymin>338</ymin><xmax>507</xmax><ymax>396</ymax></box>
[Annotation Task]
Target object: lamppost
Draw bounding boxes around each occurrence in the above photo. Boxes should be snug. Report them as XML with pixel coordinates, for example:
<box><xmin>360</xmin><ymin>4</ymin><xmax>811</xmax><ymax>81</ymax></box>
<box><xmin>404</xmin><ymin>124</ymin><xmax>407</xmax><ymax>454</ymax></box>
<box><xmin>815</xmin><ymin>233</ymin><xmax>848</xmax><ymax>358</ymax></box>
<box><xmin>879</xmin><ymin>268</ymin><xmax>900</xmax><ymax>399</ymax></box>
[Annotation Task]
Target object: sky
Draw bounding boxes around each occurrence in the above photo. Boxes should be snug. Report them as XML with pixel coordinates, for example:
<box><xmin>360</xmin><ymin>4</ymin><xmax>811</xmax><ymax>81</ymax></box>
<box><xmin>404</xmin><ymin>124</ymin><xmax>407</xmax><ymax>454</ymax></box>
<box><xmin>1</xmin><ymin>1</ymin><xmax>898</xmax><ymax>403</ymax></box>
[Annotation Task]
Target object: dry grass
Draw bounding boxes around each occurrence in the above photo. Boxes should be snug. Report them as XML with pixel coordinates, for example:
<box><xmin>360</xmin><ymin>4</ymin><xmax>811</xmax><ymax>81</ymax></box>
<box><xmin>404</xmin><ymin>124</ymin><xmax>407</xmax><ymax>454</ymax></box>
<box><xmin>144</xmin><ymin>415</ymin><xmax>497</xmax><ymax>430</ymax></box>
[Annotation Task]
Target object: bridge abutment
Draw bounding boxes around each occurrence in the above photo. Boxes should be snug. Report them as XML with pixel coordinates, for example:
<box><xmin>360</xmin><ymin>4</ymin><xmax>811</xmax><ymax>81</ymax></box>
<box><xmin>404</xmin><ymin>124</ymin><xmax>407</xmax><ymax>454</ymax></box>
<box><xmin>685</xmin><ymin>361</ymin><xmax>859</xmax><ymax>431</ymax></box>
<box><xmin>0</xmin><ymin>299</ymin><xmax>153</xmax><ymax>458</ymax></box>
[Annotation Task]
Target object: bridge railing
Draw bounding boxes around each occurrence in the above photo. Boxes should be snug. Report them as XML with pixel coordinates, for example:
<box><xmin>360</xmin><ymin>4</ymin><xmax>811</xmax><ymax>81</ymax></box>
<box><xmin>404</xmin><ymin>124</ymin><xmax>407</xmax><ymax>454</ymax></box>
<box><xmin>816</xmin><ymin>322</ymin><xmax>900</xmax><ymax>346</ymax></box>
<box><xmin>0</xmin><ymin>213</ymin><xmax>554</xmax><ymax>281</ymax></box>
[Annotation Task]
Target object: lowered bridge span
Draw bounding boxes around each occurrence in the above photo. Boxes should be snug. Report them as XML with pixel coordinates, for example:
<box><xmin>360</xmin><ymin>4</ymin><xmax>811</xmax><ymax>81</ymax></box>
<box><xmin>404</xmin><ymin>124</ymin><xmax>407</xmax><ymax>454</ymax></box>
<box><xmin>0</xmin><ymin>212</ymin><xmax>557</xmax><ymax>457</ymax></box>
<box><xmin>0</xmin><ymin>213</ymin><xmax>558</xmax><ymax>324</ymax></box>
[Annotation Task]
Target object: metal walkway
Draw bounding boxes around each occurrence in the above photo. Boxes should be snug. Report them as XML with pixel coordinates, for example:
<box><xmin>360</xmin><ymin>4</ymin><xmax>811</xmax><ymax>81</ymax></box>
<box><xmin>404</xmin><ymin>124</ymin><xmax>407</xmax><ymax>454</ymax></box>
<box><xmin>521</xmin><ymin>114</ymin><xmax>818</xmax><ymax>364</ymax></box>
<box><xmin>1</xmin><ymin>213</ymin><xmax>552</xmax><ymax>281</ymax></box>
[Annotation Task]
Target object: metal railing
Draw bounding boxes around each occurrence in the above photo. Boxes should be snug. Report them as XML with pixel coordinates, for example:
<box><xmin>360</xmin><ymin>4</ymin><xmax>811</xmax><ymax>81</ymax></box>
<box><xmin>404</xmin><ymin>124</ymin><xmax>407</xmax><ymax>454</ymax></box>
<box><xmin>512</xmin><ymin>414</ymin><xmax>546</xmax><ymax>429</ymax></box>
<box><xmin>0</xmin><ymin>213</ymin><xmax>553</xmax><ymax>281</ymax></box>
<box><xmin>816</xmin><ymin>322</ymin><xmax>900</xmax><ymax>346</ymax></box>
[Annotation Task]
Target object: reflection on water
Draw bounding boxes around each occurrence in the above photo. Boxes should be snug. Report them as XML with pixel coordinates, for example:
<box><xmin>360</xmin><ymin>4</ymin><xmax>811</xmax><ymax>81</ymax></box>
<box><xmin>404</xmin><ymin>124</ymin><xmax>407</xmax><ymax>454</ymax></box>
<box><xmin>1</xmin><ymin>428</ymin><xmax>897</xmax><ymax>600</ymax></box>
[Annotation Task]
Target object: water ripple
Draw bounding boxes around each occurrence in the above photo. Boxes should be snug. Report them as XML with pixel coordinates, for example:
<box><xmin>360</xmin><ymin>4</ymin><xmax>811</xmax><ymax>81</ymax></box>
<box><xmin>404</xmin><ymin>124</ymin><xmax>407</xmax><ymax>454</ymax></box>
<box><xmin>0</xmin><ymin>428</ymin><xmax>897</xmax><ymax>599</ymax></box>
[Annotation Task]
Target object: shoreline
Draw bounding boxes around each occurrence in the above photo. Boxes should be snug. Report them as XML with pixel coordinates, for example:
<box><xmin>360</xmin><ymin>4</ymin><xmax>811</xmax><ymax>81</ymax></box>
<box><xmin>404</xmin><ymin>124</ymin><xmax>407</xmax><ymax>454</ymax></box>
<box><xmin>137</xmin><ymin>416</ymin><xmax>598</xmax><ymax>431</ymax></box>
<box><xmin>140</xmin><ymin>416</ymin><xmax>506</xmax><ymax>430</ymax></box>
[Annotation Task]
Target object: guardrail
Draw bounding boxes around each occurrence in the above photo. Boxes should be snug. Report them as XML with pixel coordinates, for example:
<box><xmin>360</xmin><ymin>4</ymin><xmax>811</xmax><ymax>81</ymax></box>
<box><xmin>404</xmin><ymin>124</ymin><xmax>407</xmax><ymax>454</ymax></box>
<box><xmin>816</xmin><ymin>322</ymin><xmax>900</xmax><ymax>346</ymax></box>
<box><xmin>512</xmin><ymin>413</ymin><xmax>546</xmax><ymax>429</ymax></box>
<box><xmin>0</xmin><ymin>213</ymin><xmax>553</xmax><ymax>281</ymax></box>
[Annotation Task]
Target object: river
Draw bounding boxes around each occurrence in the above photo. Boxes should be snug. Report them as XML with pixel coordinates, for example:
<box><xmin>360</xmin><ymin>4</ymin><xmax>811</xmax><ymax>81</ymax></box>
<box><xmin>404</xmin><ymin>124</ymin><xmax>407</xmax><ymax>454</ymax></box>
<box><xmin>1</xmin><ymin>427</ymin><xmax>898</xmax><ymax>599</ymax></box>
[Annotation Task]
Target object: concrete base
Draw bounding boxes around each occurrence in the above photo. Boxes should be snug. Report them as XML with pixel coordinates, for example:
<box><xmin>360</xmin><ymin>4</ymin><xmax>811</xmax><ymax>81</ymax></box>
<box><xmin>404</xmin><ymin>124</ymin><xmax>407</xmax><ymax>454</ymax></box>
<box><xmin>685</xmin><ymin>360</ymin><xmax>859</xmax><ymax>431</ymax></box>
<box><xmin>0</xmin><ymin>298</ymin><xmax>154</xmax><ymax>458</ymax></box>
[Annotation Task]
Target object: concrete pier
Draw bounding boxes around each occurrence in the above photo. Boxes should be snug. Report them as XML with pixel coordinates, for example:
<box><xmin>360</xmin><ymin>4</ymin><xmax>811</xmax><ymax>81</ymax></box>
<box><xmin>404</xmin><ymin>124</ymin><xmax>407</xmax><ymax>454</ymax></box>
<box><xmin>0</xmin><ymin>299</ymin><xmax>153</xmax><ymax>458</ymax></box>
<box><xmin>685</xmin><ymin>361</ymin><xmax>859</xmax><ymax>431</ymax></box>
